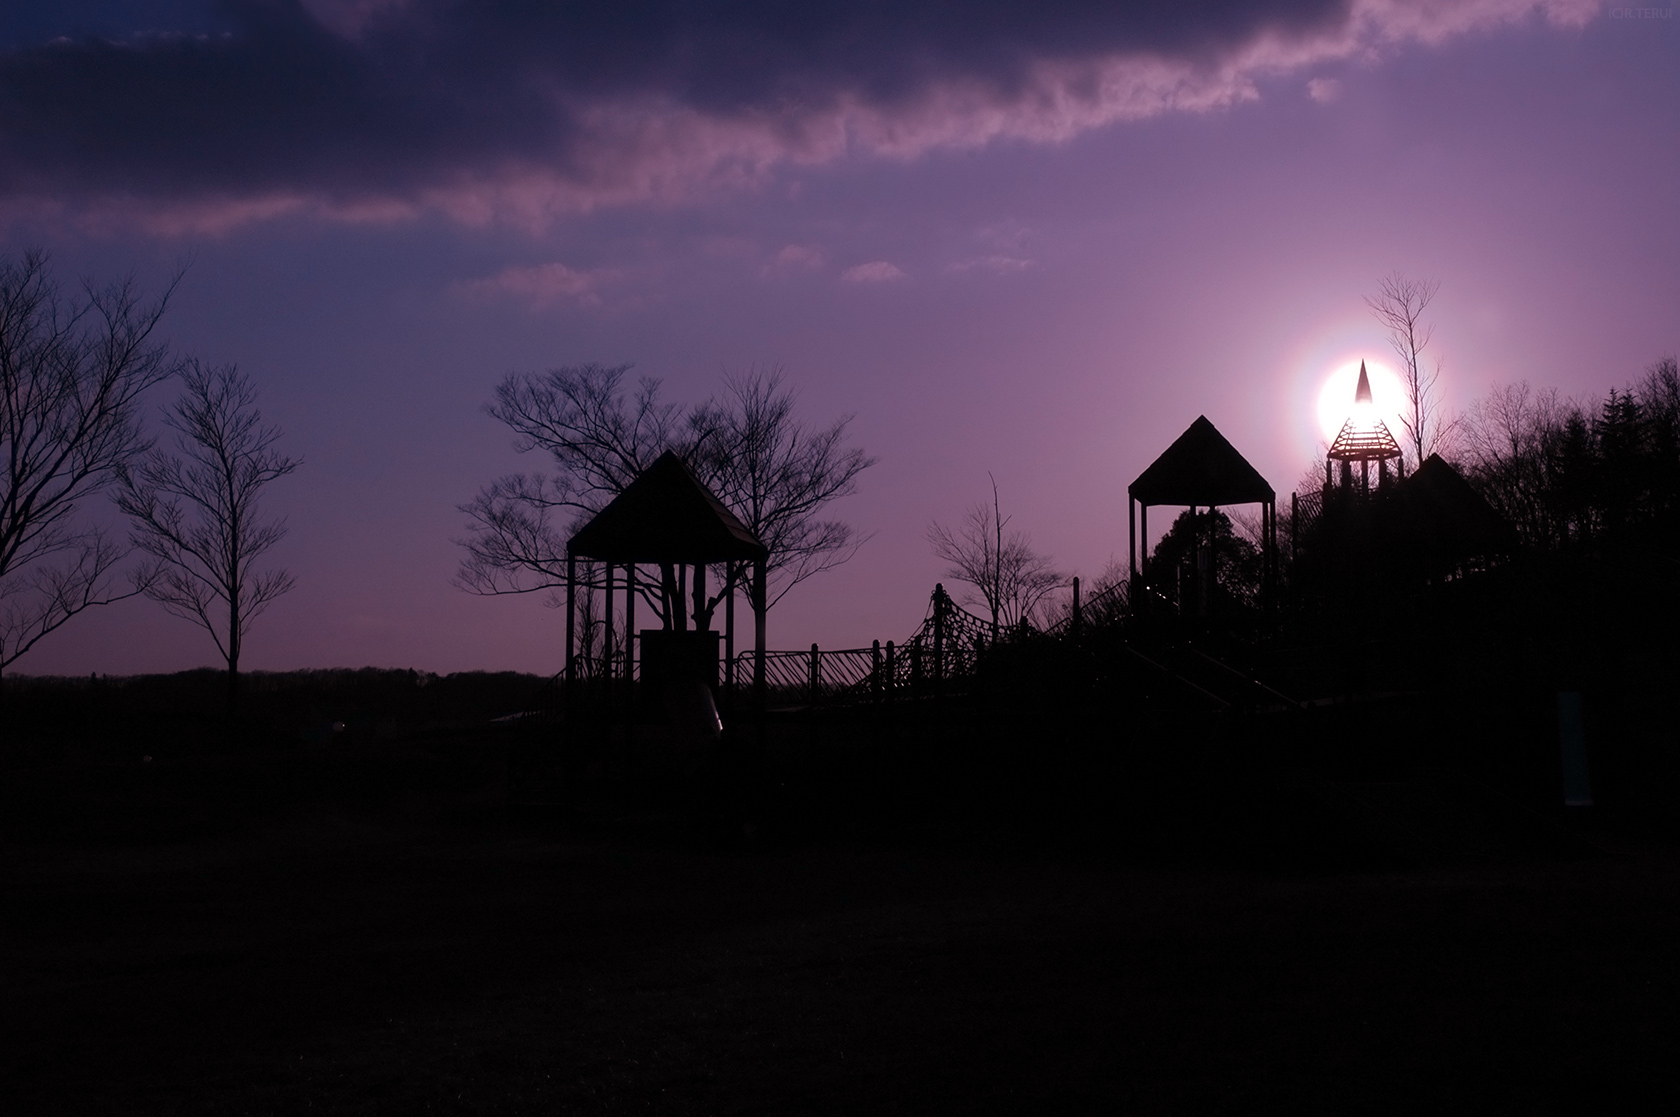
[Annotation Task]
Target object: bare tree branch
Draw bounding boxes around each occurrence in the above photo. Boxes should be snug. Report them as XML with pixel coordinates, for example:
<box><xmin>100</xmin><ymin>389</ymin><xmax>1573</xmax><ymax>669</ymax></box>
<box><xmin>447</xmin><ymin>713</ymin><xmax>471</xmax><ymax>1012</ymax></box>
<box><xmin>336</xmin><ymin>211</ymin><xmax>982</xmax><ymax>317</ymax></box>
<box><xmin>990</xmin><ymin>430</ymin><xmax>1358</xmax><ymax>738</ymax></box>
<box><xmin>927</xmin><ymin>475</ymin><xmax>1063</xmax><ymax>637</ymax></box>
<box><xmin>693</xmin><ymin>369</ymin><xmax>877</xmax><ymax>615</ymax></box>
<box><xmin>0</xmin><ymin>531</ymin><xmax>154</xmax><ymax>671</ymax></box>
<box><xmin>119</xmin><ymin>362</ymin><xmax>298</xmax><ymax>712</ymax></box>
<box><xmin>0</xmin><ymin>250</ymin><xmax>183</xmax><ymax>673</ymax></box>
<box><xmin>1365</xmin><ymin>272</ymin><xmax>1459</xmax><ymax>466</ymax></box>
<box><xmin>458</xmin><ymin>363</ymin><xmax>875</xmax><ymax>632</ymax></box>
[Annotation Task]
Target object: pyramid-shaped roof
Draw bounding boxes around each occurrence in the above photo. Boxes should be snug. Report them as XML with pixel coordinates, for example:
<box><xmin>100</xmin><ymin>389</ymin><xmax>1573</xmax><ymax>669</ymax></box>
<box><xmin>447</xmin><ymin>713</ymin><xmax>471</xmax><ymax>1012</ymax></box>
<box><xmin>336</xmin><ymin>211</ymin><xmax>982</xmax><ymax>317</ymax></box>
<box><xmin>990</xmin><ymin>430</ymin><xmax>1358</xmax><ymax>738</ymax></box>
<box><xmin>1327</xmin><ymin>361</ymin><xmax>1404</xmax><ymax>462</ymax></box>
<box><xmin>1129</xmin><ymin>415</ymin><xmax>1275</xmax><ymax>507</ymax></box>
<box><xmin>1327</xmin><ymin>418</ymin><xmax>1403</xmax><ymax>462</ymax></box>
<box><xmin>568</xmin><ymin>451</ymin><xmax>767</xmax><ymax>564</ymax></box>
<box><xmin>1396</xmin><ymin>453</ymin><xmax>1515</xmax><ymax>556</ymax></box>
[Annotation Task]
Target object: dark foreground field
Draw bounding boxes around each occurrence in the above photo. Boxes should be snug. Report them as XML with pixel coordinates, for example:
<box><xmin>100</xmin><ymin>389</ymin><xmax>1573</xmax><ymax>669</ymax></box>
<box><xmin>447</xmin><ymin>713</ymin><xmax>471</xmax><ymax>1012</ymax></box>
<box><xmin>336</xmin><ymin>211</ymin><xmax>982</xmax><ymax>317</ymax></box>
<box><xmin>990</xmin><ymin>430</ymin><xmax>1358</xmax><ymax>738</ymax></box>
<box><xmin>4</xmin><ymin>738</ymin><xmax>1680</xmax><ymax>1115</ymax></box>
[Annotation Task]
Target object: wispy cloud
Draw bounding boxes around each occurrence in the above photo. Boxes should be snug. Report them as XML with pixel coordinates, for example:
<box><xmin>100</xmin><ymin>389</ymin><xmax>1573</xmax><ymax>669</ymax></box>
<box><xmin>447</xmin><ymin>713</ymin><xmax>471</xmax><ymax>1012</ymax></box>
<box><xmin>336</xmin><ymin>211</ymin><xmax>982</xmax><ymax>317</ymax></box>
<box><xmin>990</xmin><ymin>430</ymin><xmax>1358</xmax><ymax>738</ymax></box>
<box><xmin>763</xmin><ymin>243</ymin><xmax>828</xmax><ymax>277</ymax></box>
<box><xmin>0</xmin><ymin>0</ymin><xmax>1602</xmax><ymax>233</ymax></box>
<box><xmin>457</xmin><ymin>262</ymin><xmax>617</xmax><ymax>308</ymax></box>
<box><xmin>947</xmin><ymin>255</ymin><xmax>1035</xmax><ymax>276</ymax></box>
<box><xmin>1307</xmin><ymin>76</ymin><xmax>1344</xmax><ymax>103</ymax></box>
<box><xmin>842</xmin><ymin>261</ymin><xmax>908</xmax><ymax>283</ymax></box>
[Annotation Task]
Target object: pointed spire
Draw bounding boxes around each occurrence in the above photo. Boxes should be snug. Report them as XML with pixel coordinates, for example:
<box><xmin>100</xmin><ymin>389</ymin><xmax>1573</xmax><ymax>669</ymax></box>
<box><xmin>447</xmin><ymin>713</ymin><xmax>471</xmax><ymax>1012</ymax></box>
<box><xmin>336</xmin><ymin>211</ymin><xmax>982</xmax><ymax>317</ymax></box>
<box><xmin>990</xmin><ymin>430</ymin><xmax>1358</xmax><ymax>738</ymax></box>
<box><xmin>1354</xmin><ymin>360</ymin><xmax>1373</xmax><ymax>405</ymax></box>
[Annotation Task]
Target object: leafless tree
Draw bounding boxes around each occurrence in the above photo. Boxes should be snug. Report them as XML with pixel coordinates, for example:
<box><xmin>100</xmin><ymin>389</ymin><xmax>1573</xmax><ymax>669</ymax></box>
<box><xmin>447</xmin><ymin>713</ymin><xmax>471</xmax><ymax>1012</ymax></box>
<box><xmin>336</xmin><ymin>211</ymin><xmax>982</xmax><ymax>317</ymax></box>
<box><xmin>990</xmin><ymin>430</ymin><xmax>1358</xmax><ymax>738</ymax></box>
<box><xmin>458</xmin><ymin>363</ymin><xmax>874</xmax><ymax>634</ymax></box>
<box><xmin>456</xmin><ymin>364</ymin><xmax>697</xmax><ymax>621</ymax></box>
<box><xmin>691</xmin><ymin>370</ymin><xmax>876</xmax><ymax>626</ymax></box>
<box><xmin>0</xmin><ymin>250</ymin><xmax>182</xmax><ymax>675</ymax></box>
<box><xmin>119</xmin><ymin>362</ymin><xmax>299</xmax><ymax>713</ymax></box>
<box><xmin>1366</xmin><ymin>272</ymin><xmax>1459</xmax><ymax>466</ymax></box>
<box><xmin>927</xmin><ymin>475</ymin><xmax>1064</xmax><ymax>639</ymax></box>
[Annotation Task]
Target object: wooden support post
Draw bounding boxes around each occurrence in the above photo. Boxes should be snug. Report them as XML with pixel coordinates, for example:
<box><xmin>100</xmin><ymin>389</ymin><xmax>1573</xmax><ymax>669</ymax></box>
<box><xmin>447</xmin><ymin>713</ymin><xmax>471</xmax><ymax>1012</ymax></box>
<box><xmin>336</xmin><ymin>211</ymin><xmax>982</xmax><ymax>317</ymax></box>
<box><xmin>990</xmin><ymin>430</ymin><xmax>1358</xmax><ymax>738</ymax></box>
<box><xmin>1139</xmin><ymin>504</ymin><xmax>1149</xmax><ymax>606</ymax></box>
<box><xmin>1128</xmin><ymin>496</ymin><xmax>1136</xmax><ymax>595</ymax></box>
<box><xmin>1072</xmin><ymin>576</ymin><xmax>1081</xmax><ymax>634</ymax></box>
<box><xmin>565</xmin><ymin>554</ymin><xmax>576</xmax><ymax>689</ymax></box>
<box><xmin>603</xmin><ymin>562</ymin><xmax>614</xmax><ymax>684</ymax></box>
<box><xmin>809</xmin><ymin>643</ymin><xmax>821</xmax><ymax>705</ymax></box>
<box><xmin>724</xmin><ymin>562</ymin><xmax>736</xmax><ymax>714</ymax></box>
<box><xmin>1263</xmin><ymin>500</ymin><xmax>1276</xmax><ymax>613</ymax></box>
<box><xmin>625</xmin><ymin>564</ymin><xmax>636</xmax><ymax>682</ymax></box>
<box><xmin>693</xmin><ymin>562</ymin><xmax>706</xmax><ymax>632</ymax></box>
<box><xmin>564</xmin><ymin>553</ymin><xmax>576</xmax><ymax>747</ymax></box>
<box><xmin>1268</xmin><ymin>501</ymin><xmax>1277</xmax><ymax>607</ymax></box>
<box><xmin>1205</xmin><ymin>505</ymin><xmax>1216</xmax><ymax>617</ymax></box>
<box><xmin>625</xmin><ymin>564</ymin><xmax>636</xmax><ymax>749</ymax></box>
<box><xmin>753</xmin><ymin>559</ymin><xmax>767</xmax><ymax>719</ymax></box>
<box><xmin>932</xmin><ymin>591</ymin><xmax>945</xmax><ymax>697</ymax></box>
<box><xmin>871</xmin><ymin>640</ymin><xmax>882</xmax><ymax>702</ymax></box>
<box><xmin>885</xmin><ymin>640</ymin><xmax>896</xmax><ymax>703</ymax></box>
<box><xmin>676</xmin><ymin>564</ymin><xmax>688</xmax><ymax>630</ymax></box>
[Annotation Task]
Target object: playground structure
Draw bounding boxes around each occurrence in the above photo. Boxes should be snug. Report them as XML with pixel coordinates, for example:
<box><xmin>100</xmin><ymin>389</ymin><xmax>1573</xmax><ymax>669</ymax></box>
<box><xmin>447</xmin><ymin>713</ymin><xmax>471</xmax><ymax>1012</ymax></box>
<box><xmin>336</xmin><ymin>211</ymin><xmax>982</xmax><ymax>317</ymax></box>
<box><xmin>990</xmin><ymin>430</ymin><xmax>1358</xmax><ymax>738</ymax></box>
<box><xmin>1127</xmin><ymin>415</ymin><xmax>1278</xmax><ymax>619</ymax></box>
<box><xmin>548</xmin><ymin>393</ymin><xmax>1515</xmax><ymax>733</ymax></box>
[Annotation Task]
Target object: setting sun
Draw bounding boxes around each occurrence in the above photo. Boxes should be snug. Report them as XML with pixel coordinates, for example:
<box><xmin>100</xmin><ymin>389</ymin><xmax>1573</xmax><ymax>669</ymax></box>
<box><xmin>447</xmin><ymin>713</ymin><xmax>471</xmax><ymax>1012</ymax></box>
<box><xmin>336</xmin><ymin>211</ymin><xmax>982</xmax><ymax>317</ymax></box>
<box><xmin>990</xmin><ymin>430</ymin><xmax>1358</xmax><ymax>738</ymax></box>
<box><xmin>1316</xmin><ymin>359</ymin><xmax>1408</xmax><ymax>445</ymax></box>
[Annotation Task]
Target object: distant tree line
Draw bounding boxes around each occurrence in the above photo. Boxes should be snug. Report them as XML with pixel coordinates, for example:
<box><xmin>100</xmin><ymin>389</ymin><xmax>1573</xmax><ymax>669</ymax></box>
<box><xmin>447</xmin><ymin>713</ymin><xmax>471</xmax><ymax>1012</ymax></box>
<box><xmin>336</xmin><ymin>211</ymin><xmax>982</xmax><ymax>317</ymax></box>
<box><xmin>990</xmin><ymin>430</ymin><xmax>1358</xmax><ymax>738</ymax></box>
<box><xmin>1458</xmin><ymin>356</ymin><xmax>1680</xmax><ymax>553</ymax></box>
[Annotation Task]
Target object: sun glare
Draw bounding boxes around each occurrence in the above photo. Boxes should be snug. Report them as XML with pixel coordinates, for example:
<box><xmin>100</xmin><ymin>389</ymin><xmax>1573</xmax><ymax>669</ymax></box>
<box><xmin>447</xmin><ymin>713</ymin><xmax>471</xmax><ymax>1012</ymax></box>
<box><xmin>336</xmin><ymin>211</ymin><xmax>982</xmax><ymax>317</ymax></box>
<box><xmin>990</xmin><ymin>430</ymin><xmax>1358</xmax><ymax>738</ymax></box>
<box><xmin>1315</xmin><ymin>359</ymin><xmax>1407</xmax><ymax>445</ymax></box>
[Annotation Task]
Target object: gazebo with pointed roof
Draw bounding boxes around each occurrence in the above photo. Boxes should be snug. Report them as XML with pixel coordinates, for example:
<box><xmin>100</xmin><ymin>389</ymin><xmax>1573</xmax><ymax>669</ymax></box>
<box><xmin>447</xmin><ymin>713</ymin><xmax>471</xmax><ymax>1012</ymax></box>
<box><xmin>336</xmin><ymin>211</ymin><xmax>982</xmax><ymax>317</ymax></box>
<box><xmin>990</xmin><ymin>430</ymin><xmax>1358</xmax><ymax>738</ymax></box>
<box><xmin>564</xmin><ymin>450</ymin><xmax>769</xmax><ymax>710</ymax></box>
<box><xmin>569</xmin><ymin>451</ymin><xmax>767</xmax><ymax>566</ymax></box>
<box><xmin>1128</xmin><ymin>415</ymin><xmax>1278</xmax><ymax>615</ymax></box>
<box><xmin>1326</xmin><ymin>361</ymin><xmax>1404</xmax><ymax>492</ymax></box>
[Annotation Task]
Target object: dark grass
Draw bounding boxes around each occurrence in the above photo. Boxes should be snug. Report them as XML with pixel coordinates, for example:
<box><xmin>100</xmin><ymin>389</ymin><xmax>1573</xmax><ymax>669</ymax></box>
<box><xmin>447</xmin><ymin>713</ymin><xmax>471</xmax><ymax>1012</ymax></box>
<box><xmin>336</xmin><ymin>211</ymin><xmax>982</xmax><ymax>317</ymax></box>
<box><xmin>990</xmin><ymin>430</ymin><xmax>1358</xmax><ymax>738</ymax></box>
<box><xmin>4</xmin><ymin>668</ymin><xmax>1680</xmax><ymax>1113</ymax></box>
<box><xmin>5</xmin><ymin>792</ymin><xmax>1680</xmax><ymax>1114</ymax></box>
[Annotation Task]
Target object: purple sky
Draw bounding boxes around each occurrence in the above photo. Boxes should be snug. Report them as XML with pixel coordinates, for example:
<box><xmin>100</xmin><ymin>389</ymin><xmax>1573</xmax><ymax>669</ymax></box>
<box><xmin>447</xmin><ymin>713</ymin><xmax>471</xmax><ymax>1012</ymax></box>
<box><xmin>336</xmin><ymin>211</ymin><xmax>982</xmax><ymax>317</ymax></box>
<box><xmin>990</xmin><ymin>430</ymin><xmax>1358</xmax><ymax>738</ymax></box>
<box><xmin>3</xmin><ymin>0</ymin><xmax>1676</xmax><ymax>676</ymax></box>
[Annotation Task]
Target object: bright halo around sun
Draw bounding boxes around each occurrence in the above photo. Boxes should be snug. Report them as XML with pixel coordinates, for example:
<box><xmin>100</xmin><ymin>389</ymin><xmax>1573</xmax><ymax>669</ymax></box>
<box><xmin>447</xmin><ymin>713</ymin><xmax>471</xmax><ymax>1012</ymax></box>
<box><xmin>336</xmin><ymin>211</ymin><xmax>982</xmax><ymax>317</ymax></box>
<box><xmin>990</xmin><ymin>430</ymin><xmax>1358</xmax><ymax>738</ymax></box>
<box><xmin>1316</xmin><ymin>358</ymin><xmax>1408</xmax><ymax>444</ymax></box>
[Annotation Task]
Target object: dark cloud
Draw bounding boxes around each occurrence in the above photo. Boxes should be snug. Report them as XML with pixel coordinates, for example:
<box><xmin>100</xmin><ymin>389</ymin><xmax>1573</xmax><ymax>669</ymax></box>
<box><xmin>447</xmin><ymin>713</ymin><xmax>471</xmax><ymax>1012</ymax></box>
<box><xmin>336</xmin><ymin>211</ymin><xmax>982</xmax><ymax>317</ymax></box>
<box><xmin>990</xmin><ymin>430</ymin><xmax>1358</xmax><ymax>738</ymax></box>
<box><xmin>431</xmin><ymin>0</ymin><xmax>1346</xmax><ymax>106</ymax></box>
<box><xmin>0</xmin><ymin>0</ymin><xmax>1591</xmax><ymax>230</ymax></box>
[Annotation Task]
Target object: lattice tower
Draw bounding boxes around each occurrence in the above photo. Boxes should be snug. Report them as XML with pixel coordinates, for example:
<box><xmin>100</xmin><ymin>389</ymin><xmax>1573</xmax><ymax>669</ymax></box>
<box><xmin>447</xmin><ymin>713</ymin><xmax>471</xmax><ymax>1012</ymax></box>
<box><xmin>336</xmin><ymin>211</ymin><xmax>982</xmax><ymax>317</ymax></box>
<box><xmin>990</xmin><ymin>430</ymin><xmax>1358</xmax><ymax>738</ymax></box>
<box><xmin>1327</xmin><ymin>361</ymin><xmax>1403</xmax><ymax>465</ymax></box>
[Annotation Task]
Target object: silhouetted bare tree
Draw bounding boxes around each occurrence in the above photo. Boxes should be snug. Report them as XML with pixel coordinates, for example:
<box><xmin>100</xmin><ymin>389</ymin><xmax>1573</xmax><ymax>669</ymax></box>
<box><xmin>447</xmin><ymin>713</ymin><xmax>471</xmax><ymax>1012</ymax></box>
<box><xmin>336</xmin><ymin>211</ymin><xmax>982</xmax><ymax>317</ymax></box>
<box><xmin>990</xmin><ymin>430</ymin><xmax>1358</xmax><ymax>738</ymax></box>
<box><xmin>1367</xmin><ymin>272</ymin><xmax>1458</xmax><ymax>466</ymax></box>
<box><xmin>0</xmin><ymin>251</ymin><xmax>182</xmax><ymax>675</ymax></box>
<box><xmin>458</xmin><ymin>363</ymin><xmax>874</xmax><ymax>633</ymax></box>
<box><xmin>690</xmin><ymin>370</ymin><xmax>875</xmax><ymax>627</ymax></box>
<box><xmin>456</xmin><ymin>363</ymin><xmax>685</xmax><ymax>616</ymax></box>
<box><xmin>119</xmin><ymin>362</ymin><xmax>299</xmax><ymax>714</ymax></box>
<box><xmin>927</xmin><ymin>476</ymin><xmax>1063</xmax><ymax>638</ymax></box>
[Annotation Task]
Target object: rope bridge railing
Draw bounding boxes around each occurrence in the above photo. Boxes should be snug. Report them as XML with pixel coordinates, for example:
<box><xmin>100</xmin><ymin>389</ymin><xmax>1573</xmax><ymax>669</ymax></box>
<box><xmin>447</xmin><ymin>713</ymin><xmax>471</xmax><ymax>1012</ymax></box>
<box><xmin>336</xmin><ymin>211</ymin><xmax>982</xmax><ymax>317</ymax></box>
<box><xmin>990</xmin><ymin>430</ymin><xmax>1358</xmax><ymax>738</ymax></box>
<box><xmin>721</xmin><ymin>584</ymin><xmax>1016</xmax><ymax>710</ymax></box>
<box><xmin>558</xmin><ymin>580</ymin><xmax>1147</xmax><ymax>714</ymax></box>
